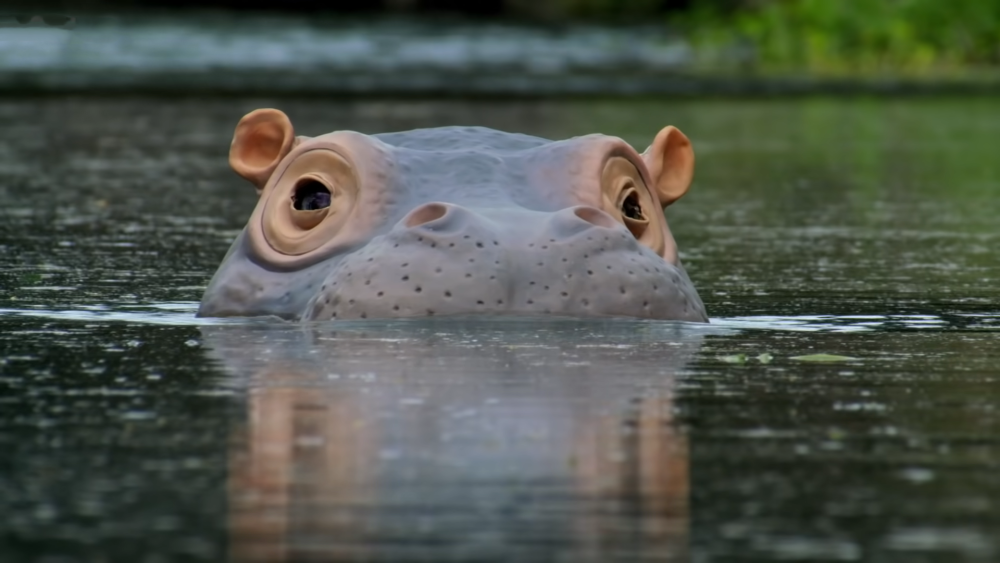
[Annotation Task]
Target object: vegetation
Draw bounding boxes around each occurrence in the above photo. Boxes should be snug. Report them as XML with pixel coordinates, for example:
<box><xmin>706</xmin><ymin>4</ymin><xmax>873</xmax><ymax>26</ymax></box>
<box><xmin>541</xmin><ymin>0</ymin><xmax>1000</xmax><ymax>76</ymax></box>
<box><xmin>667</xmin><ymin>0</ymin><xmax>1000</xmax><ymax>76</ymax></box>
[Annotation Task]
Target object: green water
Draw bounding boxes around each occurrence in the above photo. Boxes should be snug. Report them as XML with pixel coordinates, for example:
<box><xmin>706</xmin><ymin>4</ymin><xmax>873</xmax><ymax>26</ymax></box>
<box><xmin>1</xmin><ymin>97</ymin><xmax>998</xmax><ymax>562</ymax></box>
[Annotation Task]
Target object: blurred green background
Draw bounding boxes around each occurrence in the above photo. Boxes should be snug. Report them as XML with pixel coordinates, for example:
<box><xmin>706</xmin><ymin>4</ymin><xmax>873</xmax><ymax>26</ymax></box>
<box><xmin>23</xmin><ymin>0</ymin><xmax>1000</xmax><ymax>78</ymax></box>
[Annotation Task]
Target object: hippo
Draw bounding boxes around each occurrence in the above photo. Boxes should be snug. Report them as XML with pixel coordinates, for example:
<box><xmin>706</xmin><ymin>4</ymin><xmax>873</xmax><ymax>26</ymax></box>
<box><xmin>197</xmin><ymin>108</ymin><xmax>707</xmax><ymax>323</ymax></box>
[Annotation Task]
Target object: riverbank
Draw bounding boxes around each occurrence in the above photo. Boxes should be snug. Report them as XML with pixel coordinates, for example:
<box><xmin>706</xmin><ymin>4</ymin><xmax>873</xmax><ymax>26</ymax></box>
<box><xmin>3</xmin><ymin>12</ymin><xmax>999</xmax><ymax>97</ymax></box>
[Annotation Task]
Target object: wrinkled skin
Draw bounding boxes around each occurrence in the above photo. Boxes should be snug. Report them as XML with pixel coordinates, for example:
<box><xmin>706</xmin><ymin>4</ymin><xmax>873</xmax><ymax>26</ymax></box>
<box><xmin>198</xmin><ymin>108</ymin><xmax>708</xmax><ymax>322</ymax></box>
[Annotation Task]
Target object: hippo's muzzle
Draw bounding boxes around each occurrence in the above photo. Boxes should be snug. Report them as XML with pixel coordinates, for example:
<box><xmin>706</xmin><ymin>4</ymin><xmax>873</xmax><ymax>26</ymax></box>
<box><xmin>304</xmin><ymin>203</ymin><xmax>706</xmax><ymax>322</ymax></box>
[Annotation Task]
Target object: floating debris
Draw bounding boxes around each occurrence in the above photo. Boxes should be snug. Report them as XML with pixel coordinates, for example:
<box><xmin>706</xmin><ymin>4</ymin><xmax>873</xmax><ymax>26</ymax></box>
<box><xmin>718</xmin><ymin>354</ymin><xmax>748</xmax><ymax>364</ymax></box>
<box><xmin>790</xmin><ymin>354</ymin><xmax>859</xmax><ymax>362</ymax></box>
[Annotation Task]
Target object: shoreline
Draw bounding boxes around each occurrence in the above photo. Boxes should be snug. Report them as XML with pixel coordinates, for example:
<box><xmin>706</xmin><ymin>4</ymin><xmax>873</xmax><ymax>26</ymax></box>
<box><xmin>3</xmin><ymin>13</ymin><xmax>998</xmax><ymax>97</ymax></box>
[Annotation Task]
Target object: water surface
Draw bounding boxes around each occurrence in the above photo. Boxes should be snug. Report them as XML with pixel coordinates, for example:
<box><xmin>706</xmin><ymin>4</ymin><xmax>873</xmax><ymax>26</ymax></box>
<box><xmin>1</xmin><ymin>97</ymin><xmax>998</xmax><ymax>562</ymax></box>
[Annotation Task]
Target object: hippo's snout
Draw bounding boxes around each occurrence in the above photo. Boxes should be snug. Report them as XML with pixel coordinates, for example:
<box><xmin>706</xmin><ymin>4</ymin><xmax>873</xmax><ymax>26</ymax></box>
<box><xmin>304</xmin><ymin>204</ymin><xmax>707</xmax><ymax>322</ymax></box>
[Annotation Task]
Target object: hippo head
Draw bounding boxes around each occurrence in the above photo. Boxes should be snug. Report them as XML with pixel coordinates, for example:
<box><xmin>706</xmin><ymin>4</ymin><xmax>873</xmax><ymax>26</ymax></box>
<box><xmin>198</xmin><ymin>108</ymin><xmax>707</xmax><ymax>322</ymax></box>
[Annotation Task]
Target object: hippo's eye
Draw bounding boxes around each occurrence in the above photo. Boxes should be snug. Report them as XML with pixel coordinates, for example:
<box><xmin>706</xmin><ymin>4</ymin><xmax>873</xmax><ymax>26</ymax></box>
<box><xmin>292</xmin><ymin>179</ymin><xmax>331</xmax><ymax>211</ymax></box>
<box><xmin>601</xmin><ymin>156</ymin><xmax>666</xmax><ymax>258</ymax></box>
<box><xmin>616</xmin><ymin>186</ymin><xmax>650</xmax><ymax>241</ymax></box>
<box><xmin>621</xmin><ymin>191</ymin><xmax>644</xmax><ymax>221</ymax></box>
<box><xmin>255</xmin><ymin>148</ymin><xmax>359</xmax><ymax>263</ymax></box>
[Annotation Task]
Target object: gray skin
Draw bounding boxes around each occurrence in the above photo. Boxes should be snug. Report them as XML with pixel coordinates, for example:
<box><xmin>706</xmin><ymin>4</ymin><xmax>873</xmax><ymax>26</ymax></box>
<box><xmin>198</xmin><ymin>111</ymin><xmax>707</xmax><ymax>323</ymax></box>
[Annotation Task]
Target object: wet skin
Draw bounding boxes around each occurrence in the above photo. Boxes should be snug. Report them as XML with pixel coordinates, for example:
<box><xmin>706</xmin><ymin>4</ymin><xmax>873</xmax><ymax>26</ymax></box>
<box><xmin>198</xmin><ymin>109</ymin><xmax>708</xmax><ymax>322</ymax></box>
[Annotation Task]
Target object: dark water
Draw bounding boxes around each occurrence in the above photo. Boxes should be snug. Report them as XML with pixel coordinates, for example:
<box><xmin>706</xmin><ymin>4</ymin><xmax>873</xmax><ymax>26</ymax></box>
<box><xmin>1</xmin><ymin>97</ymin><xmax>998</xmax><ymax>562</ymax></box>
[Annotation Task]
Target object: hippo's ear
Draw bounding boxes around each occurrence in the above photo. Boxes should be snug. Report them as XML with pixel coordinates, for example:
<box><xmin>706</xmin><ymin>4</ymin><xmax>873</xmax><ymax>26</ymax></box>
<box><xmin>229</xmin><ymin>108</ymin><xmax>297</xmax><ymax>193</ymax></box>
<box><xmin>641</xmin><ymin>126</ymin><xmax>695</xmax><ymax>207</ymax></box>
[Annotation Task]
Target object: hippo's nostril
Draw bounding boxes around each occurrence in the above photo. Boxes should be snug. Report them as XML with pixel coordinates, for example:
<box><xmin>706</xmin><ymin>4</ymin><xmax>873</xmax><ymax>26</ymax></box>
<box><xmin>572</xmin><ymin>206</ymin><xmax>618</xmax><ymax>230</ymax></box>
<box><xmin>405</xmin><ymin>203</ymin><xmax>449</xmax><ymax>228</ymax></box>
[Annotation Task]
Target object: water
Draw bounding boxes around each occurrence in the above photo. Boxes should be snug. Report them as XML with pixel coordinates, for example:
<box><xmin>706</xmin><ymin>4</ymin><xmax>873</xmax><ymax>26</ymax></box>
<box><xmin>1</xmin><ymin>96</ymin><xmax>998</xmax><ymax>562</ymax></box>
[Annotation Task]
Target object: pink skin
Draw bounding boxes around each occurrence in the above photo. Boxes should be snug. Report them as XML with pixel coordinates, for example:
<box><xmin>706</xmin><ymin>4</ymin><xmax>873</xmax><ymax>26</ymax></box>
<box><xmin>198</xmin><ymin>108</ymin><xmax>707</xmax><ymax>322</ymax></box>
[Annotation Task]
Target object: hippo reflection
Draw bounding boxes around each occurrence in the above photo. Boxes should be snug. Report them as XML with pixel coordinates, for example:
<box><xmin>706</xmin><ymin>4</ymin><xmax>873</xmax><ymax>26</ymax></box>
<box><xmin>201</xmin><ymin>319</ymin><xmax>700</xmax><ymax>561</ymax></box>
<box><xmin>198</xmin><ymin>109</ymin><xmax>707</xmax><ymax>322</ymax></box>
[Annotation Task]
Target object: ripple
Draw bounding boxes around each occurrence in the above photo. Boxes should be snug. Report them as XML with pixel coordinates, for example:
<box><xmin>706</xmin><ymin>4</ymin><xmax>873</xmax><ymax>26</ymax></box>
<box><xmin>0</xmin><ymin>302</ymin><xmax>227</xmax><ymax>326</ymax></box>
<box><xmin>0</xmin><ymin>304</ymin><xmax>996</xmax><ymax>333</ymax></box>
<box><xmin>710</xmin><ymin>314</ymin><xmax>997</xmax><ymax>332</ymax></box>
